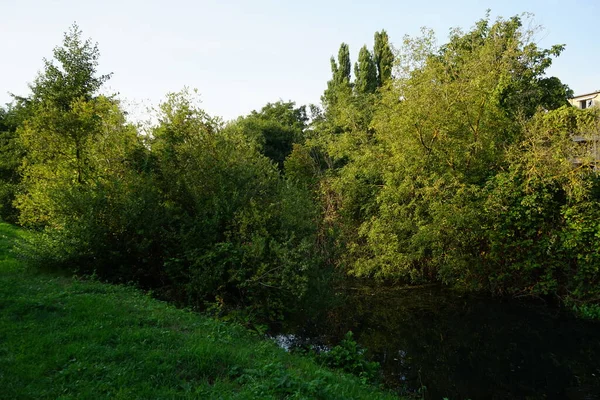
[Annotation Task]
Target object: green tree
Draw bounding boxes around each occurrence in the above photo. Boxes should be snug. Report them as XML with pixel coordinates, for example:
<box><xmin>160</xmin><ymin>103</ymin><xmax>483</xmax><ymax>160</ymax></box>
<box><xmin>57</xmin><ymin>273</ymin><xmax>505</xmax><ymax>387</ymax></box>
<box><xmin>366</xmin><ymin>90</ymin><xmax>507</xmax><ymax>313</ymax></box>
<box><xmin>148</xmin><ymin>90</ymin><xmax>322</xmax><ymax>319</ymax></box>
<box><xmin>26</xmin><ymin>23</ymin><xmax>111</xmax><ymax>110</ymax></box>
<box><xmin>537</xmin><ymin>76</ymin><xmax>574</xmax><ymax>111</ymax></box>
<box><xmin>0</xmin><ymin>103</ymin><xmax>27</xmax><ymax>222</ymax></box>
<box><xmin>354</xmin><ymin>46</ymin><xmax>378</xmax><ymax>95</ymax></box>
<box><xmin>373</xmin><ymin>30</ymin><xmax>394</xmax><ymax>86</ymax></box>
<box><xmin>225</xmin><ymin>101</ymin><xmax>308</xmax><ymax>169</ymax></box>
<box><xmin>477</xmin><ymin>106</ymin><xmax>600</xmax><ymax>302</ymax></box>
<box><xmin>332</xmin><ymin>43</ymin><xmax>352</xmax><ymax>87</ymax></box>
<box><xmin>328</xmin><ymin>14</ymin><xmax>572</xmax><ymax>284</ymax></box>
<box><xmin>15</xmin><ymin>24</ymin><xmax>121</xmax><ymax>227</ymax></box>
<box><xmin>324</xmin><ymin>43</ymin><xmax>353</xmax><ymax>108</ymax></box>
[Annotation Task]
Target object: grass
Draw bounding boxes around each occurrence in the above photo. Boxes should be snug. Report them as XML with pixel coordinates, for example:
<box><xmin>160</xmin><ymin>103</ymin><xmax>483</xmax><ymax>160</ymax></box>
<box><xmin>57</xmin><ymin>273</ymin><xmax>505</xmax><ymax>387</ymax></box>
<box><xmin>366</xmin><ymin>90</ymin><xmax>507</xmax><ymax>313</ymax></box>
<box><xmin>0</xmin><ymin>223</ymin><xmax>399</xmax><ymax>399</ymax></box>
<box><xmin>0</xmin><ymin>222</ymin><xmax>29</xmax><ymax>272</ymax></box>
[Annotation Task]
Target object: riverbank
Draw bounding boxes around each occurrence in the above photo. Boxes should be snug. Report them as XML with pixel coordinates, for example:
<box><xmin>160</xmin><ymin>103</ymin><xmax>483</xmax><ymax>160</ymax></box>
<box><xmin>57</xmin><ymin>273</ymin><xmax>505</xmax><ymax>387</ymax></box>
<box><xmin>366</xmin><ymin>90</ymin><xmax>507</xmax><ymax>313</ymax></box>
<box><xmin>0</xmin><ymin>223</ymin><xmax>398</xmax><ymax>399</ymax></box>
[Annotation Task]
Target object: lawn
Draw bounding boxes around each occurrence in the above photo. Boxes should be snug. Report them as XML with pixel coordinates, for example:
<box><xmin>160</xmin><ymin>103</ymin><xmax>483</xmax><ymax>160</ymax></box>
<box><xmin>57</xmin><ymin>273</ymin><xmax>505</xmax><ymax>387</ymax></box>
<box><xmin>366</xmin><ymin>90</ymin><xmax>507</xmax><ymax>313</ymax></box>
<box><xmin>0</xmin><ymin>223</ymin><xmax>398</xmax><ymax>399</ymax></box>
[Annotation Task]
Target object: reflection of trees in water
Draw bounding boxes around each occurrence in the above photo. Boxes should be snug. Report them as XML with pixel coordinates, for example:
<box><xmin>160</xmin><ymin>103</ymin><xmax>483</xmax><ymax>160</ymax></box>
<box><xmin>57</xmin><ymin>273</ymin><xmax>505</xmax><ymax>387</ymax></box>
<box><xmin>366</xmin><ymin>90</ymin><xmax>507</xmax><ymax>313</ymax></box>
<box><xmin>291</xmin><ymin>285</ymin><xmax>600</xmax><ymax>400</ymax></box>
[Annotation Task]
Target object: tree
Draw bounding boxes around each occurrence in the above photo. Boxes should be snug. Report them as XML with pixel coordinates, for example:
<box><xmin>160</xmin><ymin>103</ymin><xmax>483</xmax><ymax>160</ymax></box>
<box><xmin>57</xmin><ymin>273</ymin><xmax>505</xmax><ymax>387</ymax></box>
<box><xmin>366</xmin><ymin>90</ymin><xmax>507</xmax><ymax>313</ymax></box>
<box><xmin>323</xmin><ymin>43</ymin><xmax>353</xmax><ymax>108</ymax></box>
<box><xmin>147</xmin><ymin>90</ymin><xmax>321</xmax><ymax>318</ymax></box>
<box><xmin>26</xmin><ymin>23</ymin><xmax>111</xmax><ymax>110</ymax></box>
<box><xmin>318</xmin><ymin>30</ymin><xmax>396</xmax><ymax>150</ymax></box>
<box><xmin>537</xmin><ymin>76</ymin><xmax>574</xmax><ymax>111</ymax></box>
<box><xmin>476</xmin><ymin>106</ymin><xmax>600</xmax><ymax>303</ymax></box>
<box><xmin>16</xmin><ymin>27</ymin><xmax>324</xmax><ymax>323</ymax></box>
<box><xmin>0</xmin><ymin>103</ymin><xmax>26</xmax><ymax>222</ymax></box>
<box><xmin>332</xmin><ymin>43</ymin><xmax>352</xmax><ymax>87</ymax></box>
<box><xmin>327</xmin><ymin>14</ymin><xmax>573</xmax><ymax>284</ymax></box>
<box><xmin>354</xmin><ymin>46</ymin><xmax>378</xmax><ymax>94</ymax></box>
<box><xmin>16</xmin><ymin>24</ymin><xmax>116</xmax><ymax>226</ymax></box>
<box><xmin>225</xmin><ymin>101</ymin><xmax>308</xmax><ymax>169</ymax></box>
<box><xmin>373</xmin><ymin>30</ymin><xmax>394</xmax><ymax>86</ymax></box>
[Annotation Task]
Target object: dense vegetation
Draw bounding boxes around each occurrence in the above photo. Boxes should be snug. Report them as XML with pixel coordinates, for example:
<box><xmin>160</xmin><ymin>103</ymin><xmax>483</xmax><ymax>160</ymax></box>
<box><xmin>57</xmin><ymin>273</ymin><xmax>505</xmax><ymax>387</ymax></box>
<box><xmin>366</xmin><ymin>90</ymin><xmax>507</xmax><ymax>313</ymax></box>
<box><xmin>0</xmin><ymin>222</ymin><xmax>396</xmax><ymax>399</ymax></box>
<box><xmin>1</xmin><ymin>12</ymin><xmax>599</xmax><ymax>326</ymax></box>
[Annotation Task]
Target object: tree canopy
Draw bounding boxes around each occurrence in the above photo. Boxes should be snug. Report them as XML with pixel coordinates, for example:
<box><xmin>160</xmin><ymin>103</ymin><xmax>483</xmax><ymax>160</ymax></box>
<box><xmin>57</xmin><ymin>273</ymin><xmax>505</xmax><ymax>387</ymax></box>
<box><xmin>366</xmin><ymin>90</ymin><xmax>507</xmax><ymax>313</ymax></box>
<box><xmin>4</xmin><ymin>14</ymin><xmax>599</xmax><ymax>323</ymax></box>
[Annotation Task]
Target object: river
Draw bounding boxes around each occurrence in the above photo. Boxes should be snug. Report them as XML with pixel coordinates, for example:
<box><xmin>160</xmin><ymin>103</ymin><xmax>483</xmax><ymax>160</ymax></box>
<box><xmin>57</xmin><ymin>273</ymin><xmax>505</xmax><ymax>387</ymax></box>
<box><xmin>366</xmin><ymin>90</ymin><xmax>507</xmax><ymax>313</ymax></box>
<box><xmin>276</xmin><ymin>284</ymin><xmax>600</xmax><ymax>400</ymax></box>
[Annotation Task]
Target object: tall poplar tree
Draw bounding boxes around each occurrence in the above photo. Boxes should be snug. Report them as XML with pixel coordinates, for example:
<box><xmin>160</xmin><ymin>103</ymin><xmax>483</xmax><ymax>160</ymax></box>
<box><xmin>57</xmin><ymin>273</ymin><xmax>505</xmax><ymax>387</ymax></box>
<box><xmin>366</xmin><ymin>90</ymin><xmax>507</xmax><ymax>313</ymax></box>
<box><xmin>332</xmin><ymin>43</ymin><xmax>352</xmax><ymax>86</ymax></box>
<box><xmin>324</xmin><ymin>43</ymin><xmax>352</xmax><ymax>107</ymax></box>
<box><xmin>374</xmin><ymin>30</ymin><xmax>394</xmax><ymax>86</ymax></box>
<box><xmin>354</xmin><ymin>46</ymin><xmax>378</xmax><ymax>94</ymax></box>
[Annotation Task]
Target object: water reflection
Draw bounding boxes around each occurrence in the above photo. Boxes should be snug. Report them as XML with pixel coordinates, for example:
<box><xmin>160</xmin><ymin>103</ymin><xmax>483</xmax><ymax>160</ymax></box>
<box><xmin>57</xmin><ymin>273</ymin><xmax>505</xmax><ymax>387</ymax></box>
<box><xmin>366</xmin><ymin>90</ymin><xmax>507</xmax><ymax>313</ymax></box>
<box><xmin>282</xmin><ymin>285</ymin><xmax>600</xmax><ymax>400</ymax></box>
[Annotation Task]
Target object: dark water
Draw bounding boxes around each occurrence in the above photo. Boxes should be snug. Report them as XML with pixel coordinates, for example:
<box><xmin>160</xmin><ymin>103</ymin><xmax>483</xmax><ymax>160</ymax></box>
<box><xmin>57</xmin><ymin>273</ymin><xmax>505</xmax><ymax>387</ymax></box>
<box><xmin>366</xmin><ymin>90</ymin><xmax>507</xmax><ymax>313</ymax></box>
<box><xmin>278</xmin><ymin>285</ymin><xmax>600</xmax><ymax>400</ymax></box>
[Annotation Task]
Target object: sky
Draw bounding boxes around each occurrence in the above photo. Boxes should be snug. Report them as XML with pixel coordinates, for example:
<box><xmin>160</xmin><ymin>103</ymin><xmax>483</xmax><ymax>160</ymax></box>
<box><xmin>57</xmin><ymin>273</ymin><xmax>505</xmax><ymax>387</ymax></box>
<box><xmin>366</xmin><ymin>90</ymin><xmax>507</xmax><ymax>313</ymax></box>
<box><xmin>1</xmin><ymin>0</ymin><xmax>599</xmax><ymax>121</ymax></box>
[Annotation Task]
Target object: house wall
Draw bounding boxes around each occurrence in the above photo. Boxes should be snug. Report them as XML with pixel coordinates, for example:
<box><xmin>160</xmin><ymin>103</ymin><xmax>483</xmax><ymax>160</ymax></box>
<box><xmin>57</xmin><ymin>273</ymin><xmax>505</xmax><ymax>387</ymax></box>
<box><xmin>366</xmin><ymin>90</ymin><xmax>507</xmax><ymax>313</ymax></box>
<box><xmin>568</xmin><ymin>92</ymin><xmax>600</xmax><ymax>109</ymax></box>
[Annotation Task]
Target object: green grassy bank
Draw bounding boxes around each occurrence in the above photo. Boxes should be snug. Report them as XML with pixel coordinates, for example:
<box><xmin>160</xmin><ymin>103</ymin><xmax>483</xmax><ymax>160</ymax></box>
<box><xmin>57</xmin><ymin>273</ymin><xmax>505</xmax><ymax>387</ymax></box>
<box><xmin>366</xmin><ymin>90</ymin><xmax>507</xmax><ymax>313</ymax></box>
<box><xmin>0</xmin><ymin>223</ymin><xmax>398</xmax><ymax>399</ymax></box>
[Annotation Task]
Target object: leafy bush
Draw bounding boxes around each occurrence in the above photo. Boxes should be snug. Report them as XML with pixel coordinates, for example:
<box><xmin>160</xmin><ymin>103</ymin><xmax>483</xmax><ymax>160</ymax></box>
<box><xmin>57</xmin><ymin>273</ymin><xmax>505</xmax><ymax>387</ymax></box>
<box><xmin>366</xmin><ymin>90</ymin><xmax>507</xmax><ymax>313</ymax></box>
<box><xmin>318</xmin><ymin>332</ymin><xmax>380</xmax><ymax>384</ymax></box>
<box><xmin>20</xmin><ymin>88</ymin><xmax>326</xmax><ymax>323</ymax></box>
<box><xmin>571</xmin><ymin>303</ymin><xmax>600</xmax><ymax>320</ymax></box>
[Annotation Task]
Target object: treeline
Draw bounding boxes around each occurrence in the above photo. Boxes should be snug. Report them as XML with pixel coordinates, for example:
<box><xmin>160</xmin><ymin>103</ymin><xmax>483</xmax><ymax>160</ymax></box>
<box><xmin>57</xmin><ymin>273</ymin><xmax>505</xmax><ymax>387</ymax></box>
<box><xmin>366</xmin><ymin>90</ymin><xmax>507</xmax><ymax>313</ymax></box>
<box><xmin>1</xmin><ymin>14</ymin><xmax>599</xmax><ymax>320</ymax></box>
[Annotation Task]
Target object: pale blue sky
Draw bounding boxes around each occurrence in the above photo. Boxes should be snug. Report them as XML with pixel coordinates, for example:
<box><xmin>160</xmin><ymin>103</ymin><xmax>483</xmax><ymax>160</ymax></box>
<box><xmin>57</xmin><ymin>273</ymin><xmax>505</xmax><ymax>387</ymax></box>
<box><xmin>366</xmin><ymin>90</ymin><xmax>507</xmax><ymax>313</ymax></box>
<box><xmin>1</xmin><ymin>0</ymin><xmax>598</xmax><ymax>121</ymax></box>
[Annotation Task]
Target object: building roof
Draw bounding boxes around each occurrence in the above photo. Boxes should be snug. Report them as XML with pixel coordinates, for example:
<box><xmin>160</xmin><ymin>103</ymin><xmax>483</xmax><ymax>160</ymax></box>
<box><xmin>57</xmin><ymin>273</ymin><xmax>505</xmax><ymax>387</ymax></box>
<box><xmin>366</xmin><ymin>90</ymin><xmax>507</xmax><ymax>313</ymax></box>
<box><xmin>570</xmin><ymin>90</ymin><xmax>600</xmax><ymax>100</ymax></box>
